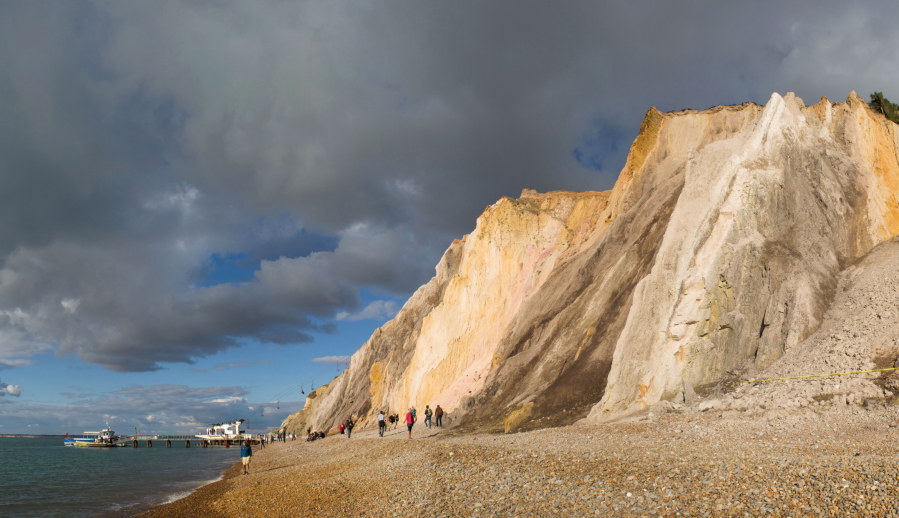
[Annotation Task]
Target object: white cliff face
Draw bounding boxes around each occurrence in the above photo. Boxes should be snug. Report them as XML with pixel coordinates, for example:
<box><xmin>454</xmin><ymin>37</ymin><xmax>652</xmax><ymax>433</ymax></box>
<box><xmin>284</xmin><ymin>92</ymin><xmax>899</xmax><ymax>435</ymax></box>
<box><xmin>594</xmin><ymin>92</ymin><xmax>899</xmax><ymax>420</ymax></box>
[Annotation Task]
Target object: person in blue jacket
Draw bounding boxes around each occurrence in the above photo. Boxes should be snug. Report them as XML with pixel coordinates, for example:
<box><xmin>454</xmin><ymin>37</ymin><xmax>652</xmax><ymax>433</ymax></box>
<box><xmin>240</xmin><ymin>440</ymin><xmax>253</xmax><ymax>475</ymax></box>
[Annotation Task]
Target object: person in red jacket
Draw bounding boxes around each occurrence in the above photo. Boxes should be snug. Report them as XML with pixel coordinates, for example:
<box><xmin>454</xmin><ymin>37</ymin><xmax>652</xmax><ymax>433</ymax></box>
<box><xmin>405</xmin><ymin>408</ymin><xmax>414</xmax><ymax>439</ymax></box>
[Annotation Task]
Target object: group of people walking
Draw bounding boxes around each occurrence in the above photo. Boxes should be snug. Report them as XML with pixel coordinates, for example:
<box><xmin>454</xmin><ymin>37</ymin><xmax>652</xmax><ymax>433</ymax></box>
<box><xmin>373</xmin><ymin>404</ymin><xmax>444</xmax><ymax>439</ymax></box>
<box><xmin>339</xmin><ymin>417</ymin><xmax>355</xmax><ymax>438</ymax></box>
<box><xmin>239</xmin><ymin>403</ymin><xmax>448</xmax><ymax>473</ymax></box>
<box><xmin>334</xmin><ymin>403</ymin><xmax>447</xmax><ymax>440</ymax></box>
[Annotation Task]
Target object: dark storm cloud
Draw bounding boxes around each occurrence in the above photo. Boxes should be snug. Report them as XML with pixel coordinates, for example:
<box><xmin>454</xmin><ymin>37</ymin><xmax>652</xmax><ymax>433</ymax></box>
<box><xmin>2</xmin><ymin>1</ymin><xmax>899</xmax><ymax>371</ymax></box>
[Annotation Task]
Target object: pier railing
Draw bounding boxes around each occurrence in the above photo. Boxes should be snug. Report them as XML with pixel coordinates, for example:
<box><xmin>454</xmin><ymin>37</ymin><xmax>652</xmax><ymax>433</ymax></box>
<box><xmin>115</xmin><ymin>434</ymin><xmax>262</xmax><ymax>448</ymax></box>
<box><xmin>117</xmin><ymin>434</ymin><xmax>195</xmax><ymax>441</ymax></box>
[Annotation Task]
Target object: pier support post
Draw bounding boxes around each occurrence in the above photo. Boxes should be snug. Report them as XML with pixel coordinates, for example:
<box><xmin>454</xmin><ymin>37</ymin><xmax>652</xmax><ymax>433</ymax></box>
<box><xmin>166</xmin><ymin>440</ymin><xmax>171</xmax><ymax>448</ymax></box>
<box><xmin>225</xmin><ymin>439</ymin><xmax>230</xmax><ymax>448</ymax></box>
<box><xmin>147</xmin><ymin>440</ymin><xmax>152</xmax><ymax>448</ymax></box>
<box><xmin>132</xmin><ymin>440</ymin><xmax>138</xmax><ymax>448</ymax></box>
<box><xmin>186</xmin><ymin>440</ymin><xmax>190</xmax><ymax>448</ymax></box>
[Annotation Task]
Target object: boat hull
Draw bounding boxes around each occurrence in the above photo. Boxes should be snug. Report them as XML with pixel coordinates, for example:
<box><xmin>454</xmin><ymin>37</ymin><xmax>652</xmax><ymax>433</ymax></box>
<box><xmin>65</xmin><ymin>438</ymin><xmax>119</xmax><ymax>447</ymax></box>
<box><xmin>72</xmin><ymin>441</ymin><xmax>118</xmax><ymax>447</ymax></box>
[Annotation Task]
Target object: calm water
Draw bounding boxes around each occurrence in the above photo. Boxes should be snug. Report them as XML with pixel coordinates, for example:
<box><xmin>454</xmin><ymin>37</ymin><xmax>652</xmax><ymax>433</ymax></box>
<box><xmin>0</xmin><ymin>437</ymin><xmax>239</xmax><ymax>517</ymax></box>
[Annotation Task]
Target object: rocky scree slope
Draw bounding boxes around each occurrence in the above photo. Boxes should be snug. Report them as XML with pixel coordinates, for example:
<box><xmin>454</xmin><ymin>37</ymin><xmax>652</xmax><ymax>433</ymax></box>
<box><xmin>282</xmin><ymin>91</ymin><xmax>899</xmax><ymax>435</ymax></box>
<box><xmin>699</xmin><ymin>235</ymin><xmax>899</xmax><ymax>414</ymax></box>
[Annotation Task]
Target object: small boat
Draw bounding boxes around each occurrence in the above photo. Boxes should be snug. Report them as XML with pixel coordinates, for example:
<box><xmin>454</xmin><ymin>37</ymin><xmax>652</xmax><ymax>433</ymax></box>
<box><xmin>64</xmin><ymin>426</ymin><xmax>119</xmax><ymax>447</ymax></box>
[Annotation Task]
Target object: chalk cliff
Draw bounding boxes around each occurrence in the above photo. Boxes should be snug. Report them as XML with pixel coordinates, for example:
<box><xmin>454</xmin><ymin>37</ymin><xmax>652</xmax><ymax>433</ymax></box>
<box><xmin>282</xmin><ymin>92</ymin><xmax>899</xmax><ymax>434</ymax></box>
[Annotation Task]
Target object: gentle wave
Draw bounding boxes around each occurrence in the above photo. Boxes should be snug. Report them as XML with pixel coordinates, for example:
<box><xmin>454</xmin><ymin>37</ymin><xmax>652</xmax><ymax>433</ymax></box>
<box><xmin>160</xmin><ymin>475</ymin><xmax>225</xmax><ymax>505</ymax></box>
<box><xmin>0</xmin><ymin>437</ymin><xmax>237</xmax><ymax>518</ymax></box>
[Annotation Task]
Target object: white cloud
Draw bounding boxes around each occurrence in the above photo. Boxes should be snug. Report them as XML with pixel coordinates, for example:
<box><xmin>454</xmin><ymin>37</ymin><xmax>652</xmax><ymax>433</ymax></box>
<box><xmin>0</xmin><ymin>378</ymin><xmax>21</xmax><ymax>397</ymax></box>
<box><xmin>0</xmin><ymin>359</ymin><xmax>32</xmax><ymax>370</ymax></box>
<box><xmin>173</xmin><ymin>417</ymin><xmax>202</xmax><ymax>428</ymax></box>
<box><xmin>335</xmin><ymin>300</ymin><xmax>399</xmax><ymax>322</ymax></box>
<box><xmin>208</xmin><ymin>397</ymin><xmax>246</xmax><ymax>404</ymax></box>
<box><xmin>143</xmin><ymin>185</ymin><xmax>200</xmax><ymax>213</ymax></box>
<box><xmin>60</xmin><ymin>298</ymin><xmax>81</xmax><ymax>313</ymax></box>
<box><xmin>0</xmin><ymin>306</ymin><xmax>55</xmax><ymax>359</ymax></box>
<box><xmin>387</xmin><ymin>179</ymin><xmax>422</xmax><ymax>198</ymax></box>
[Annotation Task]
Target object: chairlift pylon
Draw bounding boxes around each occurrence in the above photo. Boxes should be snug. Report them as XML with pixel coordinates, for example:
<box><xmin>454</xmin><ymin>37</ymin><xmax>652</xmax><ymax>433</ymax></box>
<box><xmin>276</xmin><ymin>399</ymin><xmax>280</xmax><ymax>410</ymax></box>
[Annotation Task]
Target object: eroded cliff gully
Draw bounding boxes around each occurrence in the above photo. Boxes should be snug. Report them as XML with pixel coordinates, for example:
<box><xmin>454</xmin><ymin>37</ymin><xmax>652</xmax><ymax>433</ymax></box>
<box><xmin>282</xmin><ymin>91</ymin><xmax>899</xmax><ymax>435</ymax></box>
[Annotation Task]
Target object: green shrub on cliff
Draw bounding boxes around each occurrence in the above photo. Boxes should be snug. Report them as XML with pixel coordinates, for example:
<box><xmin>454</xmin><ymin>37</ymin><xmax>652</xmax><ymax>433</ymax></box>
<box><xmin>869</xmin><ymin>92</ymin><xmax>899</xmax><ymax>123</ymax></box>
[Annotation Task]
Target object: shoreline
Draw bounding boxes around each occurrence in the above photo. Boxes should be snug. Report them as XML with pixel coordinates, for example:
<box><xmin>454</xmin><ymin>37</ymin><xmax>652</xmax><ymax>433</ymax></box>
<box><xmin>136</xmin><ymin>456</ymin><xmax>244</xmax><ymax>518</ymax></box>
<box><xmin>137</xmin><ymin>406</ymin><xmax>899</xmax><ymax>516</ymax></box>
<box><xmin>156</xmin><ymin>472</ymin><xmax>227</xmax><ymax>506</ymax></box>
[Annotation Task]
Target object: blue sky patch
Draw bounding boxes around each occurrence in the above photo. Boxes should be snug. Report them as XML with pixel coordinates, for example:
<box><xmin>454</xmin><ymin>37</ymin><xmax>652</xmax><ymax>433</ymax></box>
<box><xmin>197</xmin><ymin>229</ymin><xmax>339</xmax><ymax>287</ymax></box>
<box><xmin>198</xmin><ymin>252</ymin><xmax>258</xmax><ymax>287</ymax></box>
<box><xmin>572</xmin><ymin>120</ymin><xmax>625</xmax><ymax>171</ymax></box>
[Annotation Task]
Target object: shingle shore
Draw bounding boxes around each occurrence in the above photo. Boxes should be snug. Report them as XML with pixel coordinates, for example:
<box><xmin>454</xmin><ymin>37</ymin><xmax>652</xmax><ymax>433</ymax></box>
<box><xmin>138</xmin><ymin>404</ymin><xmax>899</xmax><ymax>517</ymax></box>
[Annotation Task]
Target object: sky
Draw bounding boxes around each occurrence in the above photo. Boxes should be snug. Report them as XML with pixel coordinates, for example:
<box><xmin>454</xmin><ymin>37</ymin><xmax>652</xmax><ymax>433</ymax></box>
<box><xmin>2</xmin><ymin>1</ymin><xmax>899</xmax><ymax>435</ymax></box>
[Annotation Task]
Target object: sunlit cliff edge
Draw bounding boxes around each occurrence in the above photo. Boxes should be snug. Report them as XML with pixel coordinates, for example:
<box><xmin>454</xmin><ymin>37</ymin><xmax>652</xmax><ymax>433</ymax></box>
<box><xmin>282</xmin><ymin>91</ymin><xmax>899</xmax><ymax>434</ymax></box>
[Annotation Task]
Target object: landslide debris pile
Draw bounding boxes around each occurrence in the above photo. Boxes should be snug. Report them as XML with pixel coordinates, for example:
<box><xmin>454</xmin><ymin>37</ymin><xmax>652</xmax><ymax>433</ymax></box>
<box><xmin>701</xmin><ymin>236</ymin><xmax>899</xmax><ymax>414</ymax></box>
<box><xmin>283</xmin><ymin>91</ymin><xmax>899</xmax><ymax>436</ymax></box>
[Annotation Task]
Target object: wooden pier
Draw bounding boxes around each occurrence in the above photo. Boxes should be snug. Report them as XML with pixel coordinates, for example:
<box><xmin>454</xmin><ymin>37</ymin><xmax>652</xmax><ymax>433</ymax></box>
<box><xmin>119</xmin><ymin>435</ymin><xmax>261</xmax><ymax>448</ymax></box>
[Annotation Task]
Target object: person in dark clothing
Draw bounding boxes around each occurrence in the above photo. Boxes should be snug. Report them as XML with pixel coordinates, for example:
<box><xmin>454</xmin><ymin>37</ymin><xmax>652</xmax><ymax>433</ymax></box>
<box><xmin>345</xmin><ymin>417</ymin><xmax>354</xmax><ymax>439</ymax></box>
<box><xmin>240</xmin><ymin>440</ymin><xmax>253</xmax><ymax>475</ymax></box>
<box><xmin>378</xmin><ymin>411</ymin><xmax>386</xmax><ymax>437</ymax></box>
<box><xmin>435</xmin><ymin>405</ymin><xmax>444</xmax><ymax>427</ymax></box>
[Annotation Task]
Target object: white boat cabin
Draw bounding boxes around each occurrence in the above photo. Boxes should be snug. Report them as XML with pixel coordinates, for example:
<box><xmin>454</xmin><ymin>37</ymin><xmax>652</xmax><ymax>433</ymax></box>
<box><xmin>197</xmin><ymin>420</ymin><xmax>245</xmax><ymax>439</ymax></box>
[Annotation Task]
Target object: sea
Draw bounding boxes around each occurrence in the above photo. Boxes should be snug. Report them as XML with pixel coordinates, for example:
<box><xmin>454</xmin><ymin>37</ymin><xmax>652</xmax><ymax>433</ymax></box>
<box><xmin>0</xmin><ymin>437</ymin><xmax>238</xmax><ymax>517</ymax></box>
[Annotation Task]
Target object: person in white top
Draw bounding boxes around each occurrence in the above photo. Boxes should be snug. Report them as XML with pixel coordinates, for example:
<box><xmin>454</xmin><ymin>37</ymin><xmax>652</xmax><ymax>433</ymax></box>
<box><xmin>378</xmin><ymin>411</ymin><xmax>386</xmax><ymax>437</ymax></box>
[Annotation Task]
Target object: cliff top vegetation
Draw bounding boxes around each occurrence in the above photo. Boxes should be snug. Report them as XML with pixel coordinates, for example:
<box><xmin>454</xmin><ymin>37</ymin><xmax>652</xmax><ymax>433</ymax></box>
<box><xmin>869</xmin><ymin>92</ymin><xmax>899</xmax><ymax>123</ymax></box>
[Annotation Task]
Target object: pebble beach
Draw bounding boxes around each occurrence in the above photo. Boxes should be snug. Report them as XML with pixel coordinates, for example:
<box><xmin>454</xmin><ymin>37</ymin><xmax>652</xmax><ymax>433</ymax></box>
<box><xmin>139</xmin><ymin>402</ymin><xmax>899</xmax><ymax>517</ymax></box>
